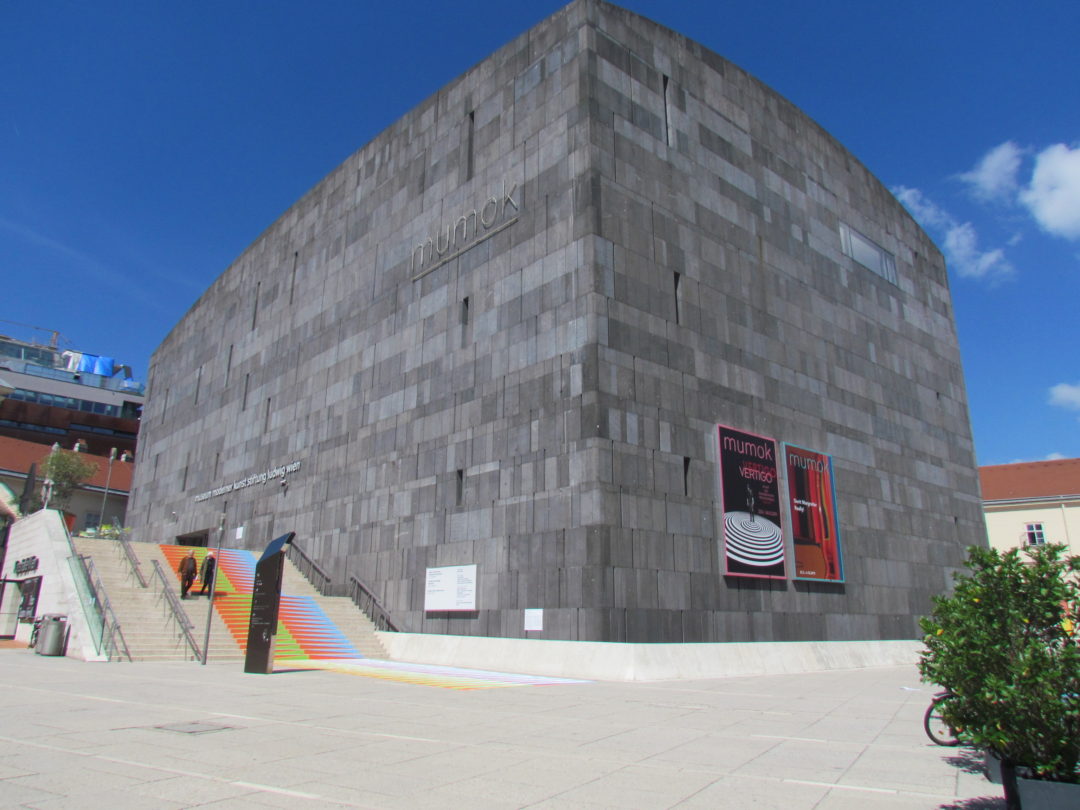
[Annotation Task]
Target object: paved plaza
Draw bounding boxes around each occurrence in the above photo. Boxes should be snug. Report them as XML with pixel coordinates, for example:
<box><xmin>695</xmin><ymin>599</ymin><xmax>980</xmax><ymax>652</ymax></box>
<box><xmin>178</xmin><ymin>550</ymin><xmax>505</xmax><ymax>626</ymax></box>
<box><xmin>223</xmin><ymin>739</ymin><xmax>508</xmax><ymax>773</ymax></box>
<box><xmin>0</xmin><ymin>648</ymin><xmax>1004</xmax><ymax>809</ymax></box>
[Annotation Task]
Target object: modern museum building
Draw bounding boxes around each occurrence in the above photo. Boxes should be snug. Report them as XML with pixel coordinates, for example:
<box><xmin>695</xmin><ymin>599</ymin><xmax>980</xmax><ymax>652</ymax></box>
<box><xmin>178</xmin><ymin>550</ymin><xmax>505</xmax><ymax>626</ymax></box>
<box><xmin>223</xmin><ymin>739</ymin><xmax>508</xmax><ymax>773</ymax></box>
<box><xmin>127</xmin><ymin>0</ymin><xmax>984</xmax><ymax>644</ymax></box>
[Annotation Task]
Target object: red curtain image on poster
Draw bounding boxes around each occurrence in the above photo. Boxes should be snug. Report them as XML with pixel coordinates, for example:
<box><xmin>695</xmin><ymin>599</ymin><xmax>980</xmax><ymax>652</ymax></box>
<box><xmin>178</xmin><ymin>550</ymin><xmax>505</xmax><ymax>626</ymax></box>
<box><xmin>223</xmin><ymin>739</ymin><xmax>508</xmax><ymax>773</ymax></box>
<box><xmin>783</xmin><ymin>444</ymin><xmax>844</xmax><ymax>582</ymax></box>
<box><xmin>717</xmin><ymin>424</ymin><xmax>786</xmax><ymax>579</ymax></box>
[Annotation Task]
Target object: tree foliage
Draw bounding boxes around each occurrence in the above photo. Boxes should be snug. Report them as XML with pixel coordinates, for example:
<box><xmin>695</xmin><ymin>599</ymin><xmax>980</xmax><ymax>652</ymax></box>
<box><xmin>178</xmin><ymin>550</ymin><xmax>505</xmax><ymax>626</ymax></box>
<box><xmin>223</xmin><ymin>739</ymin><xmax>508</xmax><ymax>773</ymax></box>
<box><xmin>919</xmin><ymin>544</ymin><xmax>1080</xmax><ymax>783</ymax></box>
<box><xmin>38</xmin><ymin>449</ymin><xmax>99</xmax><ymax>511</ymax></box>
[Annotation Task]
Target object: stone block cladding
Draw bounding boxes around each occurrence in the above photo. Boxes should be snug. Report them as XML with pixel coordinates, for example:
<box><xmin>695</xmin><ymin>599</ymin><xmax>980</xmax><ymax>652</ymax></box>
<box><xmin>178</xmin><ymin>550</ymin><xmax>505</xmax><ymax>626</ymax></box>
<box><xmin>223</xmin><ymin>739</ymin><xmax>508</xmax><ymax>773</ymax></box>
<box><xmin>128</xmin><ymin>0</ymin><xmax>984</xmax><ymax>642</ymax></box>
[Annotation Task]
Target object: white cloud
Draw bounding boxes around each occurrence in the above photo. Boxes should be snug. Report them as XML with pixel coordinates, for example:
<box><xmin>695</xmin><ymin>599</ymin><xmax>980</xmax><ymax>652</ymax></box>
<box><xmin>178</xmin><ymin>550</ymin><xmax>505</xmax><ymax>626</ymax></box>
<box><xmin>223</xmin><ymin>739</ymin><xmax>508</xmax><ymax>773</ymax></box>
<box><xmin>958</xmin><ymin>141</ymin><xmax>1023</xmax><ymax>202</ymax></box>
<box><xmin>1049</xmin><ymin>381</ymin><xmax>1080</xmax><ymax>411</ymax></box>
<box><xmin>1019</xmin><ymin>143</ymin><xmax>1080</xmax><ymax>240</ymax></box>
<box><xmin>893</xmin><ymin>186</ymin><xmax>949</xmax><ymax>228</ymax></box>
<box><xmin>942</xmin><ymin>223</ymin><xmax>1011</xmax><ymax>280</ymax></box>
<box><xmin>892</xmin><ymin>186</ymin><xmax>1015</xmax><ymax>281</ymax></box>
<box><xmin>1007</xmin><ymin>452</ymin><xmax>1068</xmax><ymax>463</ymax></box>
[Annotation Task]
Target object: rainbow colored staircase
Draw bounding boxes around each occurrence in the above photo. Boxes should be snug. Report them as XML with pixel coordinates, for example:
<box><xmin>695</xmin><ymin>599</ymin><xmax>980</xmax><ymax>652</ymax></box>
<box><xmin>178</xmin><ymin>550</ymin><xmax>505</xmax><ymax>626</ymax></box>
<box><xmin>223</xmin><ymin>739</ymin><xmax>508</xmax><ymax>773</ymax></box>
<box><xmin>160</xmin><ymin>545</ymin><xmax>364</xmax><ymax>661</ymax></box>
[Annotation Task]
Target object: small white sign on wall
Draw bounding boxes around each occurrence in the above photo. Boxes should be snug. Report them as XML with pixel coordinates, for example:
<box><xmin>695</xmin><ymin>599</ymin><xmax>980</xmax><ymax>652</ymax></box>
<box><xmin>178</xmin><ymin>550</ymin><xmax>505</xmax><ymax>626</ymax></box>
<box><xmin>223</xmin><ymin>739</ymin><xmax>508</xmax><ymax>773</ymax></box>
<box><xmin>524</xmin><ymin>608</ymin><xmax>543</xmax><ymax>632</ymax></box>
<box><xmin>424</xmin><ymin>564</ymin><xmax>477</xmax><ymax>611</ymax></box>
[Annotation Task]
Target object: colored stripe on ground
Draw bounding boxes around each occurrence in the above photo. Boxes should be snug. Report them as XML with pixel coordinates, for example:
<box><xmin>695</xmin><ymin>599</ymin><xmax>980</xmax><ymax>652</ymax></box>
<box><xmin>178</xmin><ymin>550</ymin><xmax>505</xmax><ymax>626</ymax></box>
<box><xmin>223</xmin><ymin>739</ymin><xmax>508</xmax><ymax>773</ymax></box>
<box><xmin>279</xmin><ymin>658</ymin><xmax>591</xmax><ymax>690</ymax></box>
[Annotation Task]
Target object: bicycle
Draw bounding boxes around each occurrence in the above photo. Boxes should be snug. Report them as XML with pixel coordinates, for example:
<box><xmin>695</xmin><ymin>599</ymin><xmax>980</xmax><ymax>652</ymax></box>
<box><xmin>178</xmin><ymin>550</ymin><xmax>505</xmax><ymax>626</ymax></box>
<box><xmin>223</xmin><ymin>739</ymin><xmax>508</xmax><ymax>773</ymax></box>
<box><xmin>28</xmin><ymin>616</ymin><xmax>42</xmax><ymax>649</ymax></box>
<box><xmin>924</xmin><ymin>690</ymin><xmax>961</xmax><ymax>746</ymax></box>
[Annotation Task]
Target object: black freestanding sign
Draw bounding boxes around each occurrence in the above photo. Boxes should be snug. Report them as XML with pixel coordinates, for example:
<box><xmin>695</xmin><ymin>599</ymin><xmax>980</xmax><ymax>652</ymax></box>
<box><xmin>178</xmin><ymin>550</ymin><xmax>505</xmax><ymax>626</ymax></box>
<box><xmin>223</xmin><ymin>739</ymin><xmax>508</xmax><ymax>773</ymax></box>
<box><xmin>243</xmin><ymin>532</ymin><xmax>294</xmax><ymax>674</ymax></box>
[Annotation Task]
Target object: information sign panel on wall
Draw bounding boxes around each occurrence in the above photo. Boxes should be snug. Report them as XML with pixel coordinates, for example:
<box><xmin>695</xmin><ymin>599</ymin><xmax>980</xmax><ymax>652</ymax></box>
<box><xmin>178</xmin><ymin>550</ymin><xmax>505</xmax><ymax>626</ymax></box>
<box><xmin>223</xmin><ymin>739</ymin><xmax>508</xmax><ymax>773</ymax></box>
<box><xmin>524</xmin><ymin>608</ymin><xmax>543</xmax><ymax>632</ymax></box>
<box><xmin>424</xmin><ymin>564</ymin><xmax>477</xmax><ymax>611</ymax></box>
<box><xmin>784</xmin><ymin>444</ymin><xmax>844</xmax><ymax>582</ymax></box>
<box><xmin>717</xmin><ymin>424</ymin><xmax>786</xmax><ymax>579</ymax></box>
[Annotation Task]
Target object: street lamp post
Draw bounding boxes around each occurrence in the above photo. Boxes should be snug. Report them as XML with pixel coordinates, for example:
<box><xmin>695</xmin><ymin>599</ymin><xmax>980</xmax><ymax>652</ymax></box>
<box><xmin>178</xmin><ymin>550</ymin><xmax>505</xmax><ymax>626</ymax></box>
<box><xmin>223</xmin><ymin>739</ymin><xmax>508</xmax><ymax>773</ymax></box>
<box><xmin>200</xmin><ymin>511</ymin><xmax>227</xmax><ymax>665</ymax></box>
<box><xmin>98</xmin><ymin>447</ymin><xmax>117</xmax><ymax>531</ymax></box>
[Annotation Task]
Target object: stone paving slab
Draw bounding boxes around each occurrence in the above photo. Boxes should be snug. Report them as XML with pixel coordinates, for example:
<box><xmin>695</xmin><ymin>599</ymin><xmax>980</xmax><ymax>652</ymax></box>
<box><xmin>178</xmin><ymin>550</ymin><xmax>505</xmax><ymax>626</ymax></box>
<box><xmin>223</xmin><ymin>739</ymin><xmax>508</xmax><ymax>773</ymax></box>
<box><xmin>0</xmin><ymin>649</ymin><xmax>1006</xmax><ymax>808</ymax></box>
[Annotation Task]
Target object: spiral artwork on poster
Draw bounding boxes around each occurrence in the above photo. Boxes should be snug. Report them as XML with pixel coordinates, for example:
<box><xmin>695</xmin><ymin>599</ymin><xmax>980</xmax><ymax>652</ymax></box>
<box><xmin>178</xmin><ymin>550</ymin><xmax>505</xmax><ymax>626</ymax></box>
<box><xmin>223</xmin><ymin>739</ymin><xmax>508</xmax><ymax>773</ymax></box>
<box><xmin>717</xmin><ymin>424</ymin><xmax>786</xmax><ymax>579</ymax></box>
<box><xmin>783</xmin><ymin>444</ymin><xmax>844</xmax><ymax>582</ymax></box>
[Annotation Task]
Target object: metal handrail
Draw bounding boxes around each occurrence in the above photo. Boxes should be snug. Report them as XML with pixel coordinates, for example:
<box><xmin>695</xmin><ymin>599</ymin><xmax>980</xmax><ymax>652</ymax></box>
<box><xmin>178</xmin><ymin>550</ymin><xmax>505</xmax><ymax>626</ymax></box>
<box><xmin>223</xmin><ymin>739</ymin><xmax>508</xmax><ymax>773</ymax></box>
<box><xmin>286</xmin><ymin>541</ymin><xmax>332</xmax><ymax>594</ymax></box>
<box><xmin>64</xmin><ymin>524</ymin><xmax>105</xmax><ymax>656</ymax></box>
<box><xmin>66</xmin><ymin>553</ymin><xmax>106</xmax><ymax>657</ymax></box>
<box><xmin>348</xmin><ymin>574</ymin><xmax>400</xmax><ymax>632</ymax></box>
<box><xmin>118</xmin><ymin>534</ymin><xmax>148</xmax><ymax>588</ymax></box>
<box><xmin>77</xmin><ymin>555</ymin><xmax>132</xmax><ymax>661</ymax></box>
<box><xmin>150</xmin><ymin>559</ymin><xmax>201</xmax><ymax>660</ymax></box>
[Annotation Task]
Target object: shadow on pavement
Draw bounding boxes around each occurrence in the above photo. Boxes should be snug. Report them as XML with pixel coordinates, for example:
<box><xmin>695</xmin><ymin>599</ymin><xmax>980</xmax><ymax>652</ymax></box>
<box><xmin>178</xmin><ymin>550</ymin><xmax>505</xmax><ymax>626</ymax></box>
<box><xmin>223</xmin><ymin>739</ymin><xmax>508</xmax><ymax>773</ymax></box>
<box><xmin>944</xmin><ymin>748</ymin><xmax>989</xmax><ymax>776</ymax></box>
<box><xmin>937</xmin><ymin>798</ymin><xmax>1005</xmax><ymax>809</ymax></box>
<box><xmin>938</xmin><ymin>747</ymin><xmax>1005</xmax><ymax>809</ymax></box>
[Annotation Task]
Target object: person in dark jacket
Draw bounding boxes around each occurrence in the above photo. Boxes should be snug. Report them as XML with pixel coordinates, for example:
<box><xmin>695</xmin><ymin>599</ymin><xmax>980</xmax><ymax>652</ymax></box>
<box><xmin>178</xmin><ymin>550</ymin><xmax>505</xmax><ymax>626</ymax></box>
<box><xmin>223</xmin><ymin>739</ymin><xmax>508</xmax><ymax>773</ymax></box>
<box><xmin>178</xmin><ymin>550</ymin><xmax>197</xmax><ymax>599</ymax></box>
<box><xmin>198</xmin><ymin>551</ymin><xmax>217</xmax><ymax>596</ymax></box>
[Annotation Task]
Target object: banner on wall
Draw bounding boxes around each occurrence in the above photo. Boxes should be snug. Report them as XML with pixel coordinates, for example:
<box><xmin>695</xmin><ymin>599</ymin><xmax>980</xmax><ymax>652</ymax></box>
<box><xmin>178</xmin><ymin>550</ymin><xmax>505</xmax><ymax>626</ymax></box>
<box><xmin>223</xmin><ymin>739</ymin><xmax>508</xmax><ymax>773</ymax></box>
<box><xmin>783</xmin><ymin>444</ymin><xmax>844</xmax><ymax>582</ymax></box>
<box><xmin>717</xmin><ymin>424</ymin><xmax>786</xmax><ymax>579</ymax></box>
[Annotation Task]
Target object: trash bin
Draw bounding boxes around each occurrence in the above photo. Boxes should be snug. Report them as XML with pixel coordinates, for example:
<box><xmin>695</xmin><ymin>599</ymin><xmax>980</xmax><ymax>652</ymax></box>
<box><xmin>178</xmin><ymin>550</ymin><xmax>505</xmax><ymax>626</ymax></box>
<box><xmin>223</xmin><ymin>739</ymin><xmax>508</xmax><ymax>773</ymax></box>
<box><xmin>35</xmin><ymin>614</ymin><xmax>68</xmax><ymax>657</ymax></box>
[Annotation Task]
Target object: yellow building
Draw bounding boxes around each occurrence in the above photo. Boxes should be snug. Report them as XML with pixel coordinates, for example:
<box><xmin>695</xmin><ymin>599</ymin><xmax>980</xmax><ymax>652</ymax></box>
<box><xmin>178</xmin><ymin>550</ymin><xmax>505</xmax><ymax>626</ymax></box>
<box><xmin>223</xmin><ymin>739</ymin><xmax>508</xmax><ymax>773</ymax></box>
<box><xmin>980</xmin><ymin>458</ymin><xmax>1079</xmax><ymax>555</ymax></box>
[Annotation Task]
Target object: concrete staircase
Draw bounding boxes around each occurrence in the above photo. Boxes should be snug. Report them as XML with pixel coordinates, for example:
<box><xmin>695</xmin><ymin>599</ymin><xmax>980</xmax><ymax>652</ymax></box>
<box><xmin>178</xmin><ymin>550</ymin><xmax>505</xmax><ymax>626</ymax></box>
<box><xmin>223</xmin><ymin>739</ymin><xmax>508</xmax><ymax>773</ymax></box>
<box><xmin>279</xmin><ymin>562</ymin><xmax>389</xmax><ymax>660</ymax></box>
<box><xmin>70</xmin><ymin>536</ymin><xmax>243</xmax><ymax>663</ymax></box>
<box><xmin>71</xmin><ymin>536</ymin><xmax>388</xmax><ymax>662</ymax></box>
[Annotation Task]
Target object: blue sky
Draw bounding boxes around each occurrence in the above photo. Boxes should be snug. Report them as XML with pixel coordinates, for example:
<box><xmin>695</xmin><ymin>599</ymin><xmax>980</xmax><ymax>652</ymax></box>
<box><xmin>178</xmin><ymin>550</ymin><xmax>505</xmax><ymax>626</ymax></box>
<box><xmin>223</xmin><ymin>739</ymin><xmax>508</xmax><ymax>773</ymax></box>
<box><xmin>2</xmin><ymin>1</ymin><xmax>1078</xmax><ymax>466</ymax></box>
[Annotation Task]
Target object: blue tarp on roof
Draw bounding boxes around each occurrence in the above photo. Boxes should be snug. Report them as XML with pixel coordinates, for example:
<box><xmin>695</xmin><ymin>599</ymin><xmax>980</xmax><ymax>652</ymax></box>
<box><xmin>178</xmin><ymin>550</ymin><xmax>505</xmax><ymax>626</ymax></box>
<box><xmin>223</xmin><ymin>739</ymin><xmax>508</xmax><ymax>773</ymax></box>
<box><xmin>93</xmin><ymin>356</ymin><xmax>115</xmax><ymax>377</ymax></box>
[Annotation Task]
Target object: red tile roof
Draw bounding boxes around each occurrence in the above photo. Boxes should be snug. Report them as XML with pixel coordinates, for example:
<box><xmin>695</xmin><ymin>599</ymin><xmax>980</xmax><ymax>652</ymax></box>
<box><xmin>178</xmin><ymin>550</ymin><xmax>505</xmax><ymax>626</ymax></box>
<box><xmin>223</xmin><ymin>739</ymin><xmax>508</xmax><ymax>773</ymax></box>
<box><xmin>0</xmin><ymin>435</ymin><xmax>132</xmax><ymax>492</ymax></box>
<box><xmin>980</xmin><ymin>457</ymin><xmax>1080</xmax><ymax>501</ymax></box>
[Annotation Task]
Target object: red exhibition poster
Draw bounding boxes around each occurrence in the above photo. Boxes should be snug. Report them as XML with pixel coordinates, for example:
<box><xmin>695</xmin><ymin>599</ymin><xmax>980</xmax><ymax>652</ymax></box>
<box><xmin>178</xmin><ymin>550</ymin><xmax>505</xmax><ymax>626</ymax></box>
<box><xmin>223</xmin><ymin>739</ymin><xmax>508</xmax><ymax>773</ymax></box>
<box><xmin>717</xmin><ymin>424</ymin><xmax>786</xmax><ymax>579</ymax></box>
<box><xmin>783</xmin><ymin>444</ymin><xmax>844</xmax><ymax>582</ymax></box>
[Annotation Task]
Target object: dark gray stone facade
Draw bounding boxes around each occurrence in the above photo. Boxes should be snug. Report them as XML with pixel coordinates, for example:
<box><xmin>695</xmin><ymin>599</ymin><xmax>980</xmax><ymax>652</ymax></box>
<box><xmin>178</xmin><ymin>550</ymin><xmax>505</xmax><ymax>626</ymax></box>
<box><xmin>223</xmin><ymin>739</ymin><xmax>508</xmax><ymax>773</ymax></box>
<box><xmin>128</xmin><ymin>0</ymin><xmax>983</xmax><ymax>642</ymax></box>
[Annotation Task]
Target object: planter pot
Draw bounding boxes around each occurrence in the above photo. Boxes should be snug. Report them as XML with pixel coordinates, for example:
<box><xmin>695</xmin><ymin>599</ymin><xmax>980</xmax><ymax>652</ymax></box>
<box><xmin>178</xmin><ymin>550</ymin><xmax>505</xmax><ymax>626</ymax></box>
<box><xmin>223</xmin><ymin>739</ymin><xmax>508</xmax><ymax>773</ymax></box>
<box><xmin>983</xmin><ymin>750</ymin><xmax>1002</xmax><ymax>784</ymax></box>
<box><xmin>1015</xmin><ymin>776</ymin><xmax>1080</xmax><ymax>810</ymax></box>
<box><xmin>1000</xmin><ymin>761</ymin><xmax>1079</xmax><ymax>810</ymax></box>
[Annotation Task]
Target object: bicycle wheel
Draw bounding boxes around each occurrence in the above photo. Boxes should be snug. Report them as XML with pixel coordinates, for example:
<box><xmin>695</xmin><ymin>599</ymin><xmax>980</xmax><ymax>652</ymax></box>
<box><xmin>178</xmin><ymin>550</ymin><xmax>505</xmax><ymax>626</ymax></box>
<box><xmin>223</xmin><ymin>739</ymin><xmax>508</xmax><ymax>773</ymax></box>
<box><xmin>924</xmin><ymin>695</ymin><xmax>960</xmax><ymax>746</ymax></box>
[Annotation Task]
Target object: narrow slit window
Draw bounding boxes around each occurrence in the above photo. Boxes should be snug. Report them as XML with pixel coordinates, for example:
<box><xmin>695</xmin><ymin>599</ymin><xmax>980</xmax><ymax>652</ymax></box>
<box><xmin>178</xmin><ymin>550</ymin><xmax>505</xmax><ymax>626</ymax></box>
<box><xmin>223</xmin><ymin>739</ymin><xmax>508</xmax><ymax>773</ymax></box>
<box><xmin>673</xmin><ymin>272</ymin><xmax>681</xmax><ymax>324</ymax></box>
<box><xmin>461</xmin><ymin>296</ymin><xmax>471</xmax><ymax>349</ymax></box>
<box><xmin>466</xmin><ymin>110</ymin><xmax>476</xmax><ymax>181</ymax></box>
<box><xmin>456</xmin><ymin>469</ymin><xmax>464</xmax><ymax>506</ymax></box>
<box><xmin>289</xmin><ymin>252</ymin><xmax>298</xmax><ymax>306</ymax></box>
<box><xmin>683</xmin><ymin>456</ymin><xmax>691</xmax><ymax>496</ymax></box>
<box><xmin>662</xmin><ymin>74</ymin><xmax>672</xmax><ymax>147</ymax></box>
<box><xmin>194</xmin><ymin>365</ymin><xmax>203</xmax><ymax>406</ymax></box>
<box><xmin>241</xmin><ymin>373</ymin><xmax>250</xmax><ymax>411</ymax></box>
<box><xmin>225</xmin><ymin>344</ymin><xmax>234</xmax><ymax>386</ymax></box>
<box><xmin>251</xmin><ymin>281</ymin><xmax>261</xmax><ymax>329</ymax></box>
<box><xmin>264</xmin><ymin>397</ymin><xmax>272</xmax><ymax>432</ymax></box>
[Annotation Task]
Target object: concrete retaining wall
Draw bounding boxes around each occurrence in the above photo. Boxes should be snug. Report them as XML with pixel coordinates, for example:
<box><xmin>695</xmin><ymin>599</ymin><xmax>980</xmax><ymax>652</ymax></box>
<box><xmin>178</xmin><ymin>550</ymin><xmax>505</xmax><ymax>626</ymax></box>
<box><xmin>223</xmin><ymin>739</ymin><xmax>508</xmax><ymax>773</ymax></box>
<box><xmin>378</xmin><ymin>630</ymin><xmax>922</xmax><ymax>681</ymax></box>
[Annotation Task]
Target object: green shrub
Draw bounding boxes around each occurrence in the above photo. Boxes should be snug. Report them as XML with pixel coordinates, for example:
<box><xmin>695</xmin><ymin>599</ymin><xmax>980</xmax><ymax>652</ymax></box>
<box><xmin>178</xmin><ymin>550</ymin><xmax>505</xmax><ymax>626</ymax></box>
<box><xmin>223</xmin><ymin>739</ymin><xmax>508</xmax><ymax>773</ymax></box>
<box><xmin>919</xmin><ymin>543</ymin><xmax>1079</xmax><ymax>782</ymax></box>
